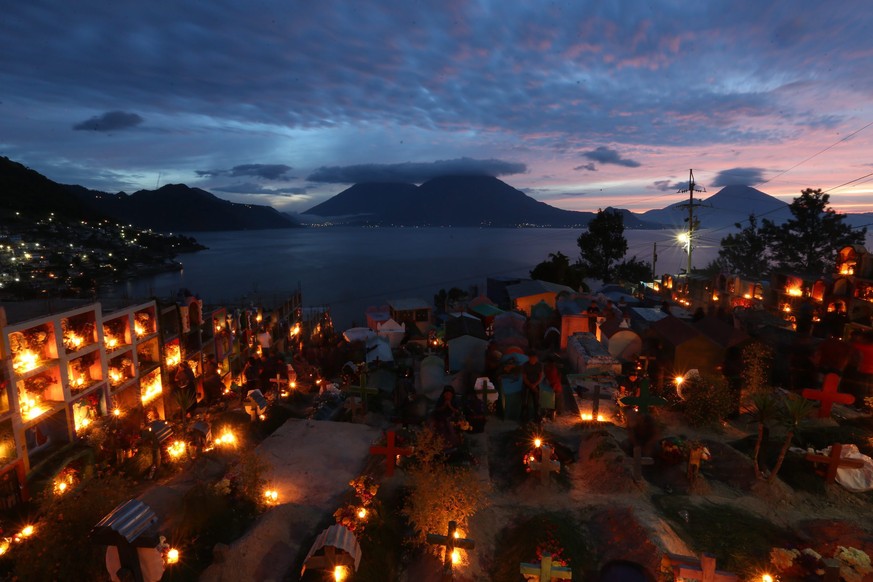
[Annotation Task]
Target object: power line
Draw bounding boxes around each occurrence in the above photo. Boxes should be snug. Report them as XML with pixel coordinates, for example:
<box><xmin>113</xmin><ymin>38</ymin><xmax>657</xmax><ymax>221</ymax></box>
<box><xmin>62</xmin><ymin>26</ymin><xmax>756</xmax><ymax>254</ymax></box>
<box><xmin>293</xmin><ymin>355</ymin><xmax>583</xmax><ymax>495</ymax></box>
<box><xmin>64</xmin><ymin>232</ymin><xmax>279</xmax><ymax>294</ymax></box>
<box><xmin>756</xmin><ymin>121</ymin><xmax>873</xmax><ymax>187</ymax></box>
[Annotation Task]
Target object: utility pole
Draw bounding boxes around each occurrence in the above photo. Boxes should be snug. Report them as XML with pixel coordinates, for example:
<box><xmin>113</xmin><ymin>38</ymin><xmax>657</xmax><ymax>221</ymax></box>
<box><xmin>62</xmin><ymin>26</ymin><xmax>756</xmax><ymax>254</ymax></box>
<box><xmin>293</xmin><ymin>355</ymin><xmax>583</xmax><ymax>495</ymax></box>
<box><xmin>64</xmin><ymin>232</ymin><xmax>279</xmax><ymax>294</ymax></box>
<box><xmin>652</xmin><ymin>241</ymin><xmax>657</xmax><ymax>282</ymax></box>
<box><xmin>677</xmin><ymin>169</ymin><xmax>706</xmax><ymax>274</ymax></box>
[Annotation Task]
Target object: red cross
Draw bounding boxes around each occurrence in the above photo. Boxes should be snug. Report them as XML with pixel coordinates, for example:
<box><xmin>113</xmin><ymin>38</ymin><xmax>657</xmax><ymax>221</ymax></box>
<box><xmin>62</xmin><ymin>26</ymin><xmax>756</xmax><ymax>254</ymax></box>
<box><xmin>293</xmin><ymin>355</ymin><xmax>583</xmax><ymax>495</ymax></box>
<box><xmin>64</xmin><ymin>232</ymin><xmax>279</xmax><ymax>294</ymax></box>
<box><xmin>369</xmin><ymin>430</ymin><xmax>414</xmax><ymax>477</ymax></box>
<box><xmin>802</xmin><ymin>373</ymin><xmax>855</xmax><ymax>418</ymax></box>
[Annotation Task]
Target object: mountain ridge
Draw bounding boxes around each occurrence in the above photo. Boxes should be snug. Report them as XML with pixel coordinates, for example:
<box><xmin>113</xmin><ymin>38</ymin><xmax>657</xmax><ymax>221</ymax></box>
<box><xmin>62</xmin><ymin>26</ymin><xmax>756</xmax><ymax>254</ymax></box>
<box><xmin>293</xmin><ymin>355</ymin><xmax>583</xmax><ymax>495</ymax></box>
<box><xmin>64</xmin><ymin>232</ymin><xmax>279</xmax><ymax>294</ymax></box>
<box><xmin>4</xmin><ymin>156</ymin><xmax>871</xmax><ymax>232</ymax></box>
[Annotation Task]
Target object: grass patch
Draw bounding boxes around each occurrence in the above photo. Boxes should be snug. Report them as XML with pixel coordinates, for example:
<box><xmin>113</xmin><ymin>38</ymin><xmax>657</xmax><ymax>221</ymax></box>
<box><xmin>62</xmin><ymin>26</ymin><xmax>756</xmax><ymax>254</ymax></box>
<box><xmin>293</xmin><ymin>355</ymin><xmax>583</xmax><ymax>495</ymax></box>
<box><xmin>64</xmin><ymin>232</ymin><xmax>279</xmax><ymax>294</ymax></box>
<box><xmin>652</xmin><ymin>495</ymin><xmax>796</xmax><ymax>579</ymax></box>
<box><xmin>489</xmin><ymin>512</ymin><xmax>594</xmax><ymax>581</ymax></box>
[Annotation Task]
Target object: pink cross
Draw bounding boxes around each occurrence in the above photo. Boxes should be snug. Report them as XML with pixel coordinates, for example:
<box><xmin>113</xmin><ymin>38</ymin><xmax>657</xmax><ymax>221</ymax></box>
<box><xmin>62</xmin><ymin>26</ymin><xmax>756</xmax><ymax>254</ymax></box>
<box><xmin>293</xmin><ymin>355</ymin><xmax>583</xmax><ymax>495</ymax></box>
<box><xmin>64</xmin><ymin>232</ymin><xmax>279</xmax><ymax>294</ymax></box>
<box><xmin>802</xmin><ymin>373</ymin><xmax>855</xmax><ymax>418</ymax></box>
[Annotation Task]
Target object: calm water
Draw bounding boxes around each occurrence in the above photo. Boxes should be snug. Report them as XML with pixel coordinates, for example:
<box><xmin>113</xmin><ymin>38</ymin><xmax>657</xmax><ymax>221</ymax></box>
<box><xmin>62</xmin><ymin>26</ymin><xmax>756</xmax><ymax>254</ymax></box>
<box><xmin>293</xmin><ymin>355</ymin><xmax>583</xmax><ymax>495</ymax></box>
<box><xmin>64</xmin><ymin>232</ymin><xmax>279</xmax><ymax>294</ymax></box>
<box><xmin>104</xmin><ymin>227</ymin><xmax>718</xmax><ymax>328</ymax></box>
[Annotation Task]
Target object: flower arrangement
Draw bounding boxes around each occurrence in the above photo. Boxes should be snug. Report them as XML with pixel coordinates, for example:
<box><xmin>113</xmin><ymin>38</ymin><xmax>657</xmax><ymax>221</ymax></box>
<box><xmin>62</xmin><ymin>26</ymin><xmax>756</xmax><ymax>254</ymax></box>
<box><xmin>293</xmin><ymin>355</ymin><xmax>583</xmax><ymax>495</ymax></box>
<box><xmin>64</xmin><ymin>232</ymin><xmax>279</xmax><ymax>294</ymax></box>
<box><xmin>533</xmin><ymin>524</ymin><xmax>569</xmax><ymax>569</ymax></box>
<box><xmin>770</xmin><ymin>546</ymin><xmax>872</xmax><ymax>582</ymax></box>
<box><xmin>659</xmin><ymin>436</ymin><xmax>711</xmax><ymax>465</ymax></box>
<box><xmin>349</xmin><ymin>475</ymin><xmax>379</xmax><ymax>505</ymax></box>
<box><xmin>333</xmin><ymin>474</ymin><xmax>381</xmax><ymax>532</ymax></box>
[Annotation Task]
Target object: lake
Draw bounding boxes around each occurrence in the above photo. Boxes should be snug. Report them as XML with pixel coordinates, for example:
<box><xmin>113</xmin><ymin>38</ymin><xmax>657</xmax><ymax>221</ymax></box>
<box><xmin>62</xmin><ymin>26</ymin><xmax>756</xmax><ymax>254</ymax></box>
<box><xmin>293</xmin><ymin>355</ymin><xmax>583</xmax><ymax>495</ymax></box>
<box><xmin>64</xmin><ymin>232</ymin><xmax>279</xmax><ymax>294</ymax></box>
<box><xmin>104</xmin><ymin>227</ymin><xmax>721</xmax><ymax>328</ymax></box>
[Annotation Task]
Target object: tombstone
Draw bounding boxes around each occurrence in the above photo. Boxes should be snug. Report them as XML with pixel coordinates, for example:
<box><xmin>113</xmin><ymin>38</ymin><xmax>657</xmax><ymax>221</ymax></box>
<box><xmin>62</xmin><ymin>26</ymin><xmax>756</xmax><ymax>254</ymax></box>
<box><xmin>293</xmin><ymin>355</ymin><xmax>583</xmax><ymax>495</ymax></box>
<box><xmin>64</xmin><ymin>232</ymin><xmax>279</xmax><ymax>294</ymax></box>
<box><xmin>426</xmin><ymin>520</ymin><xmax>475</xmax><ymax>582</ymax></box>
<box><xmin>301</xmin><ymin>524</ymin><xmax>360</xmax><ymax>577</ymax></box>
<box><xmin>420</xmin><ymin>355</ymin><xmax>447</xmax><ymax>401</ymax></box>
<box><xmin>519</xmin><ymin>551</ymin><xmax>572</xmax><ymax>580</ymax></box>
<box><xmin>805</xmin><ymin>444</ymin><xmax>865</xmax><ymax>484</ymax></box>
<box><xmin>91</xmin><ymin>499</ymin><xmax>164</xmax><ymax>582</ymax></box>
<box><xmin>801</xmin><ymin>373</ymin><xmax>855</xmax><ymax>418</ymax></box>
<box><xmin>687</xmin><ymin>446</ymin><xmax>705</xmax><ymax>484</ymax></box>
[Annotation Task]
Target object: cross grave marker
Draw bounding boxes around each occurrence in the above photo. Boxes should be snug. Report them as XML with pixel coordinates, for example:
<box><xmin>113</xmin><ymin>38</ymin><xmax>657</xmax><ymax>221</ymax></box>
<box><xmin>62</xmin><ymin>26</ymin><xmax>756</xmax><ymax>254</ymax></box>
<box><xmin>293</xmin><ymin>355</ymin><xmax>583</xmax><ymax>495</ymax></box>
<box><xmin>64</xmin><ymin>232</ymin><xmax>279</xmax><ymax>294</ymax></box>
<box><xmin>622</xmin><ymin>445</ymin><xmax>654</xmax><ymax>481</ymax></box>
<box><xmin>529</xmin><ymin>444</ymin><xmax>561</xmax><ymax>485</ymax></box>
<box><xmin>519</xmin><ymin>551</ymin><xmax>572</xmax><ymax>580</ymax></box>
<box><xmin>369</xmin><ymin>430</ymin><xmax>414</xmax><ymax>477</ymax></box>
<box><xmin>426</xmin><ymin>520</ymin><xmax>475</xmax><ymax>582</ymax></box>
<box><xmin>620</xmin><ymin>378</ymin><xmax>667</xmax><ymax>415</ymax></box>
<box><xmin>801</xmin><ymin>373</ymin><xmax>855</xmax><ymax>418</ymax></box>
<box><xmin>805</xmin><ymin>443</ymin><xmax>865</xmax><ymax>484</ymax></box>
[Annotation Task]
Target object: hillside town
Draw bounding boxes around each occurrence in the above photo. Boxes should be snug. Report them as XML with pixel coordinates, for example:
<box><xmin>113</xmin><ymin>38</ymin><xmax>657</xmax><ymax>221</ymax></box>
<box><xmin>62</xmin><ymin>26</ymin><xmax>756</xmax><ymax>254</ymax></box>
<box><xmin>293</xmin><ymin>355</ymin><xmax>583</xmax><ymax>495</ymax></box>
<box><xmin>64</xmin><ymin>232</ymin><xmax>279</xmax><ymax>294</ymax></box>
<box><xmin>0</xmin><ymin>212</ymin><xmax>204</xmax><ymax>300</ymax></box>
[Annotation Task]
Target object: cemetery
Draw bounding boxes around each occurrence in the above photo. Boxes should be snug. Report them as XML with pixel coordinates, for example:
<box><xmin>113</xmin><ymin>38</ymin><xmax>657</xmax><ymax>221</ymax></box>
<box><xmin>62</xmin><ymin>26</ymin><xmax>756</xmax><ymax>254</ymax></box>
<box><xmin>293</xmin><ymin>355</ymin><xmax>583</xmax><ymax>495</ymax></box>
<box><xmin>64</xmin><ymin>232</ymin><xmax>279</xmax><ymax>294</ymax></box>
<box><xmin>1</xmin><ymin>263</ymin><xmax>873</xmax><ymax>581</ymax></box>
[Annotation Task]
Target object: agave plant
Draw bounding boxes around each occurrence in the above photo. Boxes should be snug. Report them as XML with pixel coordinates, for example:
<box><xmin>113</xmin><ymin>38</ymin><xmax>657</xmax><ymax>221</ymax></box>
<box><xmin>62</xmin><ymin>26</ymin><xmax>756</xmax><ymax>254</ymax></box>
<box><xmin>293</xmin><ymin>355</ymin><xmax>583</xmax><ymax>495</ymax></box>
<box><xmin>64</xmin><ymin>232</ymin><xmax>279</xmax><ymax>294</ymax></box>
<box><xmin>768</xmin><ymin>393</ymin><xmax>815</xmax><ymax>483</ymax></box>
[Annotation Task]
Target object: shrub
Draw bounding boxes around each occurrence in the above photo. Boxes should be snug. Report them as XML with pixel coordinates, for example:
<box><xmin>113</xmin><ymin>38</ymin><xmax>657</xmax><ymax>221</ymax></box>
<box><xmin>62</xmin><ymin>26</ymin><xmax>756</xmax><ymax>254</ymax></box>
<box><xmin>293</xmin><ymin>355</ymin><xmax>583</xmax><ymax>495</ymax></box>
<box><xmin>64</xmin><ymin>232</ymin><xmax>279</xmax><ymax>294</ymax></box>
<box><xmin>682</xmin><ymin>373</ymin><xmax>734</xmax><ymax>428</ymax></box>
<box><xmin>401</xmin><ymin>426</ymin><xmax>488</xmax><ymax>546</ymax></box>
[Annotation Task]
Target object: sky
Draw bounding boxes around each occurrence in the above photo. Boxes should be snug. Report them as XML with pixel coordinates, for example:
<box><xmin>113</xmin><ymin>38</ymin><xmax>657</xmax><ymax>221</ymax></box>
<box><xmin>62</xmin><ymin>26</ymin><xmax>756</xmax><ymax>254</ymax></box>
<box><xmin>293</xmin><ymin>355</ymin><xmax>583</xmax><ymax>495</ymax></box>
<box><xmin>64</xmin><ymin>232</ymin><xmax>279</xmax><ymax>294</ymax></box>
<box><xmin>3</xmin><ymin>1</ymin><xmax>873</xmax><ymax>215</ymax></box>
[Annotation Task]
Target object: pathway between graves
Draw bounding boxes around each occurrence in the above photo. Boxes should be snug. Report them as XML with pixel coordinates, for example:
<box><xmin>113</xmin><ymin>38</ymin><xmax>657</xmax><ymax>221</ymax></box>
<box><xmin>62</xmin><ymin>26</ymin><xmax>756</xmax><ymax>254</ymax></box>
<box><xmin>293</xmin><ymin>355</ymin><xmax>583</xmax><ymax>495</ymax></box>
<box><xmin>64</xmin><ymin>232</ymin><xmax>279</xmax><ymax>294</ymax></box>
<box><xmin>199</xmin><ymin>418</ymin><xmax>380</xmax><ymax>582</ymax></box>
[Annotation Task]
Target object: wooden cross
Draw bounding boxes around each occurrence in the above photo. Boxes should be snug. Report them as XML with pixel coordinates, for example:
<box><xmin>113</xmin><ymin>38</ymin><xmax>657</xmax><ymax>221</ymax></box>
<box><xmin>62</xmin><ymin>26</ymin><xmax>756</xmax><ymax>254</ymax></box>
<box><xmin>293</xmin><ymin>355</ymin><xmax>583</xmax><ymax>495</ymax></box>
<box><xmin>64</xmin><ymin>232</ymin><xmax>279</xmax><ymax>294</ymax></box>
<box><xmin>805</xmin><ymin>443</ymin><xmax>865</xmax><ymax>484</ymax></box>
<box><xmin>587</xmin><ymin>384</ymin><xmax>603</xmax><ymax>420</ymax></box>
<box><xmin>343</xmin><ymin>371</ymin><xmax>379</xmax><ymax>410</ymax></box>
<box><xmin>369</xmin><ymin>430</ymin><xmax>414</xmax><ymax>477</ymax></box>
<box><xmin>269</xmin><ymin>374</ymin><xmax>285</xmax><ymax>396</ymax></box>
<box><xmin>473</xmin><ymin>377</ymin><xmax>499</xmax><ymax>405</ymax></box>
<box><xmin>303</xmin><ymin>545</ymin><xmax>356</xmax><ymax>571</ymax></box>
<box><xmin>687</xmin><ymin>446</ymin><xmax>705</xmax><ymax>483</ymax></box>
<box><xmin>426</xmin><ymin>520</ymin><xmax>475</xmax><ymax>582</ymax></box>
<box><xmin>529</xmin><ymin>444</ymin><xmax>561</xmax><ymax>485</ymax></box>
<box><xmin>622</xmin><ymin>445</ymin><xmax>654</xmax><ymax>481</ymax></box>
<box><xmin>519</xmin><ymin>552</ymin><xmax>572</xmax><ymax>581</ymax></box>
<box><xmin>801</xmin><ymin>373</ymin><xmax>855</xmax><ymax>418</ymax></box>
<box><xmin>664</xmin><ymin>553</ymin><xmax>737</xmax><ymax>582</ymax></box>
<box><xmin>620</xmin><ymin>379</ymin><xmax>666</xmax><ymax>414</ymax></box>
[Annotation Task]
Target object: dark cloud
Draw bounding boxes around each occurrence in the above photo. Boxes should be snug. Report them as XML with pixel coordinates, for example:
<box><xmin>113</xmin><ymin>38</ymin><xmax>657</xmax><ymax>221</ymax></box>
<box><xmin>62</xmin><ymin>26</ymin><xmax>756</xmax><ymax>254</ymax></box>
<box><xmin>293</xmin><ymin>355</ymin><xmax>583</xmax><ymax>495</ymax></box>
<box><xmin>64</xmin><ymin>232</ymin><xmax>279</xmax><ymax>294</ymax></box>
<box><xmin>582</xmin><ymin>147</ymin><xmax>641</xmax><ymax>168</ymax></box>
<box><xmin>73</xmin><ymin>111</ymin><xmax>143</xmax><ymax>132</ymax></box>
<box><xmin>196</xmin><ymin>164</ymin><xmax>292</xmax><ymax>180</ymax></box>
<box><xmin>574</xmin><ymin>163</ymin><xmax>597</xmax><ymax>172</ymax></box>
<box><xmin>307</xmin><ymin>158</ymin><xmax>526</xmax><ymax>184</ymax></box>
<box><xmin>711</xmin><ymin>167</ymin><xmax>766</xmax><ymax>187</ymax></box>
<box><xmin>212</xmin><ymin>182</ymin><xmax>307</xmax><ymax>196</ymax></box>
<box><xmin>652</xmin><ymin>179</ymin><xmax>686</xmax><ymax>192</ymax></box>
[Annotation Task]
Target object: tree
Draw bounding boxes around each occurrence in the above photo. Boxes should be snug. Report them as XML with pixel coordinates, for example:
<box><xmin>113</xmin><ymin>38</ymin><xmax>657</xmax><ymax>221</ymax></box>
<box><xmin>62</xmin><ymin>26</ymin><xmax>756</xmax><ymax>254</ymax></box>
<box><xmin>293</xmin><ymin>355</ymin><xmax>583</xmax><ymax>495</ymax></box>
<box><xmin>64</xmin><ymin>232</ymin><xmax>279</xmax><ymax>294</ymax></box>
<box><xmin>401</xmin><ymin>426</ymin><xmax>488</xmax><ymax>545</ymax></box>
<box><xmin>749</xmin><ymin>391</ymin><xmax>778</xmax><ymax>479</ymax></box>
<box><xmin>613</xmin><ymin>256</ymin><xmax>652</xmax><ymax>284</ymax></box>
<box><xmin>718</xmin><ymin>214</ymin><xmax>774</xmax><ymax>279</ymax></box>
<box><xmin>765</xmin><ymin>188</ymin><xmax>865</xmax><ymax>275</ymax></box>
<box><xmin>577</xmin><ymin>209</ymin><xmax>628</xmax><ymax>282</ymax></box>
<box><xmin>768</xmin><ymin>394</ymin><xmax>814</xmax><ymax>483</ymax></box>
<box><xmin>530</xmin><ymin>251</ymin><xmax>585</xmax><ymax>290</ymax></box>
